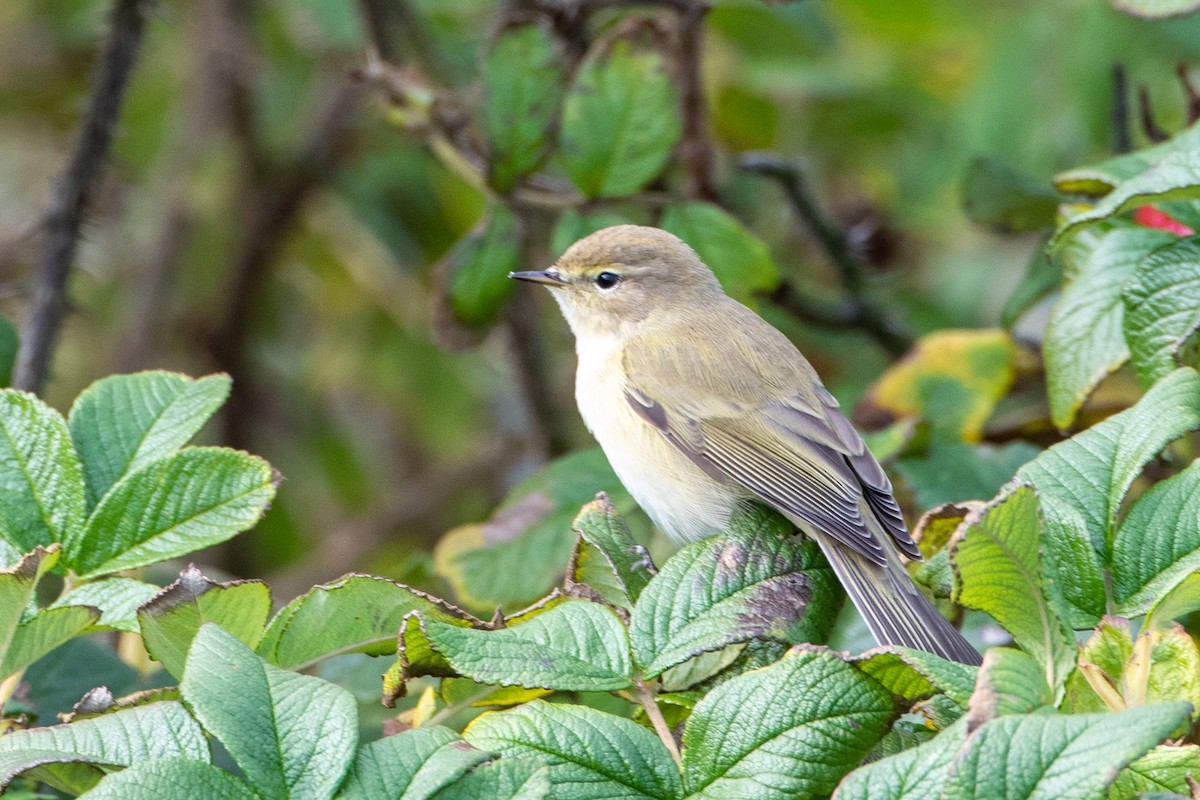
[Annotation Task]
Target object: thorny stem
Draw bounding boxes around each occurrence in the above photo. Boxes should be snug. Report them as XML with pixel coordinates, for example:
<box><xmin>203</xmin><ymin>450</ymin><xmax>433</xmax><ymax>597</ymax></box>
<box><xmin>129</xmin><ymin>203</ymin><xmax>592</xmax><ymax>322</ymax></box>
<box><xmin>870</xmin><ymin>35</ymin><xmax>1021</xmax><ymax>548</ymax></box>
<box><xmin>635</xmin><ymin>676</ymin><xmax>681</xmax><ymax>766</ymax></box>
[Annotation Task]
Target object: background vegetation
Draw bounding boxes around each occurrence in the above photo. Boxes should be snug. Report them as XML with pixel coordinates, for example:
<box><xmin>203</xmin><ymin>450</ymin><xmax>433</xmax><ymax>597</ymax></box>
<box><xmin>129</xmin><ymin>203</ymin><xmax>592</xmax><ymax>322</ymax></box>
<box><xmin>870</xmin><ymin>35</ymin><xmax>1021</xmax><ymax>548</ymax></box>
<box><xmin>1</xmin><ymin>0</ymin><xmax>1200</xmax><ymax>798</ymax></box>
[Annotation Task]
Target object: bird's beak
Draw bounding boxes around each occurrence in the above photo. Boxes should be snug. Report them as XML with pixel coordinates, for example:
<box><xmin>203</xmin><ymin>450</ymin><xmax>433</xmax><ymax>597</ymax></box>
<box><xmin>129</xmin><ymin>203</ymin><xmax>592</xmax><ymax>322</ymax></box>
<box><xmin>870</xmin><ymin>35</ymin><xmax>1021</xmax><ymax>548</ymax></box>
<box><xmin>509</xmin><ymin>269</ymin><xmax>568</xmax><ymax>287</ymax></box>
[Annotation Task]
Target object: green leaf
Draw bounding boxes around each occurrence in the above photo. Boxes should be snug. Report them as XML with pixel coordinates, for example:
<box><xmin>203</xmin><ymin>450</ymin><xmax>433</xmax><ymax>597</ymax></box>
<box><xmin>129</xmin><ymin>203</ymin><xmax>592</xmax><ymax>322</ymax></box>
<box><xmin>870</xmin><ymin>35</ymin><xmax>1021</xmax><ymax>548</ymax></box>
<box><xmin>1</xmin><ymin>605</ymin><xmax>100</xmax><ymax>677</ymax></box>
<box><xmin>258</xmin><ymin>574</ymin><xmax>482</xmax><ymax>670</ymax></box>
<box><xmin>182</xmin><ymin>624</ymin><xmax>357</xmax><ymax>800</ymax></box>
<box><xmin>464</xmin><ymin>701</ymin><xmax>681</xmax><ymax>800</ymax></box>
<box><xmin>0</xmin><ymin>315</ymin><xmax>17</xmax><ymax>388</ymax></box>
<box><xmin>1111</xmin><ymin>0</ymin><xmax>1200</xmax><ymax>20</ymax></box>
<box><xmin>948</xmin><ymin>484</ymin><xmax>1075</xmax><ymax>692</ymax></box>
<box><xmin>659</xmin><ymin>202</ymin><xmax>780</xmax><ymax>301</ymax></box>
<box><xmin>1053</xmin><ymin>127</ymin><xmax>1200</xmax><ymax>196</ymax></box>
<box><xmin>961</xmin><ymin>157</ymin><xmax>1061</xmax><ymax>233</ymax></box>
<box><xmin>0</xmin><ymin>391</ymin><xmax>86</xmax><ymax>551</ymax></box>
<box><xmin>895</xmin><ymin>441</ymin><xmax>1040</xmax><ymax>509</ymax></box>
<box><xmin>1018</xmin><ymin>367</ymin><xmax>1200</xmax><ymax>626</ymax></box>
<box><xmin>425</xmin><ymin>600</ymin><xmax>633</xmax><ymax>691</ymax></box>
<box><xmin>51</xmin><ymin>578</ymin><xmax>159</xmax><ymax>633</ymax></box>
<box><xmin>560</xmin><ymin>40</ymin><xmax>680</xmax><ymax>198</ymax></box>
<box><xmin>1147</xmin><ymin>572</ymin><xmax>1200</xmax><ymax>630</ymax></box>
<box><xmin>78</xmin><ymin>759</ymin><xmax>257</xmax><ymax>800</ymax></box>
<box><xmin>1001</xmin><ymin>245</ymin><xmax>1061</xmax><ymax>328</ymax></box>
<box><xmin>0</xmin><ymin>701</ymin><xmax>208</xmax><ymax>794</ymax></box>
<box><xmin>832</xmin><ymin>718</ymin><xmax>968</xmax><ymax>800</ymax></box>
<box><xmin>429</xmin><ymin>760</ymin><xmax>551</xmax><ymax>800</ymax></box>
<box><xmin>0</xmin><ymin>546</ymin><xmax>60</xmax><ymax>654</ymax></box>
<box><xmin>1123</xmin><ymin>235</ymin><xmax>1200</xmax><ymax>387</ymax></box>
<box><xmin>448</xmin><ymin>205</ymin><xmax>519</xmax><ymax>329</ymax></box>
<box><xmin>567</xmin><ymin>493</ymin><xmax>654</xmax><ymax>609</ymax></box>
<box><xmin>1113</xmin><ymin>459</ymin><xmax>1200</xmax><ymax>617</ymax></box>
<box><xmin>68</xmin><ymin>447</ymin><xmax>276</xmax><ymax>577</ymax></box>
<box><xmin>850</xmin><ymin>646</ymin><xmax>978</xmax><ymax>707</ymax></box>
<box><xmin>550</xmin><ymin>210</ymin><xmax>639</xmax><ymax>259</ymax></box>
<box><xmin>339</xmin><ymin>726</ymin><xmax>490</xmax><ymax>800</ymax></box>
<box><xmin>138</xmin><ymin>565</ymin><xmax>271</xmax><ymax>678</ymax></box>
<box><xmin>483</xmin><ymin>24</ymin><xmax>564</xmax><ymax>193</ymax></box>
<box><xmin>629</xmin><ymin>505</ymin><xmax>838</xmax><ymax>678</ymax></box>
<box><xmin>1044</xmin><ymin>226</ymin><xmax>1175</xmax><ymax>429</ymax></box>
<box><xmin>67</xmin><ymin>372</ymin><xmax>231</xmax><ymax>507</ymax></box>
<box><xmin>943</xmin><ymin>704</ymin><xmax>1192</xmax><ymax>800</ymax></box>
<box><xmin>1109</xmin><ymin>745</ymin><xmax>1200</xmax><ymax>799</ymax></box>
<box><xmin>1053</xmin><ymin>147</ymin><xmax>1200</xmax><ymax>246</ymax></box>
<box><xmin>682</xmin><ymin>646</ymin><xmax>894</xmax><ymax>799</ymax></box>
<box><xmin>965</xmin><ymin>647</ymin><xmax>1053</xmax><ymax>727</ymax></box>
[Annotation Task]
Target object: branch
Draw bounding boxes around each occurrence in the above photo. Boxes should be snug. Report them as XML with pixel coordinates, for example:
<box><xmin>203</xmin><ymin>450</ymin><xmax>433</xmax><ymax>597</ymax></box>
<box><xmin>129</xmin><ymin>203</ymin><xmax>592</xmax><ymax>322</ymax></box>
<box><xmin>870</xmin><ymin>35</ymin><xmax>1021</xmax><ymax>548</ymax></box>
<box><xmin>739</xmin><ymin>153</ymin><xmax>914</xmax><ymax>357</ymax></box>
<box><xmin>1111</xmin><ymin>64</ymin><xmax>1131</xmax><ymax>155</ymax></box>
<box><xmin>674</xmin><ymin>1</ymin><xmax>718</xmax><ymax>201</ymax></box>
<box><xmin>1137</xmin><ymin>84</ymin><xmax>1169</xmax><ymax>143</ymax></box>
<box><xmin>13</xmin><ymin>0</ymin><xmax>149</xmax><ymax>394</ymax></box>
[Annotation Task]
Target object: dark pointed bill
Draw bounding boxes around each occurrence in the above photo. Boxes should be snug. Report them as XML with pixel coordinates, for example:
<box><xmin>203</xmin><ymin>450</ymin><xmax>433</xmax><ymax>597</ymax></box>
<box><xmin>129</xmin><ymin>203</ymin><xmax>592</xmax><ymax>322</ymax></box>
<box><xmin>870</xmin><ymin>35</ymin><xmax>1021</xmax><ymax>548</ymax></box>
<box><xmin>509</xmin><ymin>269</ymin><xmax>568</xmax><ymax>286</ymax></box>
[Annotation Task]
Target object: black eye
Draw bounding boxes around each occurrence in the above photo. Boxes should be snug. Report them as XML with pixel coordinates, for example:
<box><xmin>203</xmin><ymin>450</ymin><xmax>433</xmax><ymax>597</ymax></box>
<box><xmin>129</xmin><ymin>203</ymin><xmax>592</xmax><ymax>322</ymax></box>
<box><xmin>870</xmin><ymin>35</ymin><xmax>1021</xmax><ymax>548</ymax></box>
<box><xmin>595</xmin><ymin>271</ymin><xmax>621</xmax><ymax>290</ymax></box>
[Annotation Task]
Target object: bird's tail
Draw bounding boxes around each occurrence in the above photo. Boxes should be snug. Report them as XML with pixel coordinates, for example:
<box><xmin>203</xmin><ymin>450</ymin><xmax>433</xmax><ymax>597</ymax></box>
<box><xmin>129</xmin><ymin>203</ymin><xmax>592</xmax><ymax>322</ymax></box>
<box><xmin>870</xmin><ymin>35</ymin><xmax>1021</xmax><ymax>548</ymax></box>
<box><xmin>815</xmin><ymin>531</ymin><xmax>982</xmax><ymax>666</ymax></box>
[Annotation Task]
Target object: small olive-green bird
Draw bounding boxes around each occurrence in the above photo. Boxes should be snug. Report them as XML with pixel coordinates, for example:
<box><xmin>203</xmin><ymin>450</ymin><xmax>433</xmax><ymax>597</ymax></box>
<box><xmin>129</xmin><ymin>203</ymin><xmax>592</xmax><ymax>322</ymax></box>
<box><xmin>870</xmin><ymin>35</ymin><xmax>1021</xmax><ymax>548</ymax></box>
<box><xmin>510</xmin><ymin>225</ymin><xmax>981</xmax><ymax>665</ymax></box>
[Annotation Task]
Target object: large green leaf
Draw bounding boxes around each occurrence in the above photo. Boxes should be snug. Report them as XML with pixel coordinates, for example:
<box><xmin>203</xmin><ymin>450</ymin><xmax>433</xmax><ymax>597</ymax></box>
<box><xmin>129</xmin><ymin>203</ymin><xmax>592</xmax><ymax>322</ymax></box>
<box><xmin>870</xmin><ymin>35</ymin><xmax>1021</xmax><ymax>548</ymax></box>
<box><xmin>0</xmin><ymin>701</ymin><xmax>208</xmax><ymax>794</ymax></box>
<box><xmin>629</xmin><ymin>505</ymin><xmax>838</xmax><ymax>678</ymax></box>
<box><xmin>681</xmin><ymin>647</ymin><xmax>894</xmax><ymax>799</ymax></box>
<box><xmin>1112</xmin><ymin>459</ymin><xmax>1200</xmax><ymax>616</ymax></box>
<box><xmin>1123</xmin><ymin>235</ymin><xmax>1200</xmax><ymax>387</ymax></box>
<box><xmin>258</xmin><ymin>574</ymin><xmax>482</xmax><ymax>670</ymax></box>
<box><xmin>966</xmin><ymin>647</ymin><xmax>1053</xmax><ymax>725</ymax></box>
<box><xmin>340</xmin><ymin>726</ymin><xmax>490</xmax><ymax>800</ymax></box>
<box><xmin>138</xmin><ymin>565</ymin><xmax>271</xmax><ymax>678</ymax></box>
<box><xmin>67</xmin><ymin>372</ymin><xmax>230</xmax><ymax>507</ymax></box>
<box><xmin>943</xmin><ymin>704</ymin><xmax>1192</xmax><ymax>800</ymax></box>
<box><xmin>1018</xmin><ymin>368</ymin><xmax>1200</xmax><ymax>626</ymax></box>
<box><xmin>483</xmin><ymin>24</ymin><xmax>564</xmax><ymax>193</ymax></box>
<box><xmin>464</xmin><ymin>701</ymin><xmax>680</xmax><ymax>800</ymax></box>
<box><xmin>1044</xmin><ymin>226</ymin><xmax>1174</xmax><ymax>429</ymax></box>
<box><xmin>52</xmin><ymin>578</ymin><xmax>159</xmax><ymax>633</ymax></box>
<box><xmin>182</xmin><ymin>624</ymin><xmax>357</xmax><ymax>800</ymax></box>
<box><xmin>567</xmin><ymin>493</ymin><xmax>654</xmax><ymax>609</ymax></box>
<box><xmin>559</xmin><ymin>40</ymin><xmax>680</xmax><ymax>198</ymax></box>
<box><xmin>0</xmin><ymin>391</ymin><xmax>86</xmax><ymax>550</ymax></box>
<box><xmin>448</xmin><ymin>205</ymin><xmax>519</xmax><ymax>330</ymax></box>
<box><xmin>660</xmin><ymin>202</ymin><xmax>780</xmax><ymax>301</ymax></box>
<box><xmin>832</xmin><ymin>718</ymin><xmax>968</xmax><ymax>800</ymax></box>
<box><xmin>849</xmin><ymin>646</ymin><xmax>977</xmax><ymax>707</ymax></box>
<box><xmin>1</xmin><ymin>604</ymin><xmax>100</xmax><ymax>678</ymax></box>
<box><xmin>68</xmin><ymin>447</ymin><xmax>276</xmax><ymax>577</ymax></box>
<box><xmin>78</xmin><ymin>759</ymin><xmax>257</xmax><ymax>800</ymax></box>
<box><xmin>949</xmin><ymin>484</ymin><xmax>1075</xmax><ymax>692</ymax></box>
<box><xmin>424</xmin><ymin>600</ymin><xmax>633</xmax><ymax>691</ymax></box>
<box><xmin>0</xmin><ymin>546</ymin><xmax>60</xmax><ymax>659</ymax></box>
<box><xmin>1109</xmin><ymin>745</ymin><xmax>1200</xmax><ymax>799</ymax></box>
<box><xmin>429</xmin><ymin>760</ymin><xmax>550</xmax><ymax>800</ymax></box>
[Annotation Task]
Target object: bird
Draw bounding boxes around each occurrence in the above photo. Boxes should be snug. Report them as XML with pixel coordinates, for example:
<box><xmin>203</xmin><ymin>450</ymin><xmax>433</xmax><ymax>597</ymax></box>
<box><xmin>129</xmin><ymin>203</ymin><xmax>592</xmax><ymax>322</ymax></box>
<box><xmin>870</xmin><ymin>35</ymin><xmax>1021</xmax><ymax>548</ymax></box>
<box><xmin>510</xmin><ymin>224</ymin><xmax>981</xmax><ymax>665</ymax></box>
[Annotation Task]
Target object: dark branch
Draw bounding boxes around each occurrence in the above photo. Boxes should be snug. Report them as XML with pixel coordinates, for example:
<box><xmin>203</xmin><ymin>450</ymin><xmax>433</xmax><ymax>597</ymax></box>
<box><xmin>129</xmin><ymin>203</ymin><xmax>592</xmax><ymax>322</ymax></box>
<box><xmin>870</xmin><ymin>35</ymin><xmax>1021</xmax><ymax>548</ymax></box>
<box><xmin>1111</xmin><ymin>64</ymin><xmax>1131</xmax><ymax>154</ymax></box>
<box><xmin>675</xmin><ymin>2</ymin><xmax>717</xmax><ymax>201</ymax></box>
<box><xmin>13</xmin><ymin>0</ymin><xmax>149</xmax><ymax>394</ymax></box>
<box><xmin>1137</xmin><ymin>84</ymin><xmax>1169</xmax><ymax>143</ymax></box>
<box><xmin>357</xmin><ymin>0</ymin><xmax>401</xmax><ymax>63</ymax></box>
<box><xmin>739</xmin><ymin>153</ymin><xmax>914</xmax><ymax>357</ymax></box>
<box><xmin>1177</xmin><ymin>62</ymin><xmax>1200</xmax><ymax>125</ymax></box>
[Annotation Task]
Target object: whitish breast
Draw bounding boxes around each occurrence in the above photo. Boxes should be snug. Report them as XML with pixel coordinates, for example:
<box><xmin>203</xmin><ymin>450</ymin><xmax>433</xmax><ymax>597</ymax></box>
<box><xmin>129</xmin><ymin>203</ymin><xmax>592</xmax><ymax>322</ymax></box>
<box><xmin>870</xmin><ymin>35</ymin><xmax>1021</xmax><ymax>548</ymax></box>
<box><xmin>574</xmin><ymin>334</ymin><xmax>741</xmax><ymax>543</ymax></box>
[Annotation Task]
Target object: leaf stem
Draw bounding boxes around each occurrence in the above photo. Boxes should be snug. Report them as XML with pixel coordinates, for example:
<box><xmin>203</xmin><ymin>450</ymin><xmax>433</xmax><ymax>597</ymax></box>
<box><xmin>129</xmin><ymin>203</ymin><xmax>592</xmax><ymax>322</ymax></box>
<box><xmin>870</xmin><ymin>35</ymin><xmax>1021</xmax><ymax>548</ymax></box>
<box><xmin>635</xmin><ymin>677</ymin><xmax>681</xmax><ymax>767</ymax></box>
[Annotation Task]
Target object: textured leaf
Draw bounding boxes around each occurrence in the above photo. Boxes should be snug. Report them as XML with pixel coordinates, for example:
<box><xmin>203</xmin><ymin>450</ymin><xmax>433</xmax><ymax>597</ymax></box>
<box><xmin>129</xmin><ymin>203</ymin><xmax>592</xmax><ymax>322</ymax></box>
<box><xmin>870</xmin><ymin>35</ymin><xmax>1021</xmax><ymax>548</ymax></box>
<box><xmin>182</xmin><ymin>624</ymin><xmax>357</xmax><ymax>800</ymax></box>
<box><xmin>961</xmin><ymin>157</ymin><xmax>1060</xmax><ymax>233</ymax></box>
<box><xmin>78</xmin><ymin>759</ymin><xmax>256</xmax><ymax>800</ymax></box>
<box><xmin>259</xmin><ymin>574</ymin><xmax>481</xmax><ymax>670</ymax></box>
<box><xmin>1147</xmin><ymin>572</ymin><xmax>1200</xmax><ymax>630</ymax></box>
<box><xmin>660</xmin><ymin>202</ymin><xmax>780</xmax><ymax>301</ymax></box>
<box><xmin>1054</xmin><ymin>127</ymin><xmax>1200</xmax><ymax>196</ymax></box>
<box><xmin>340</xmin><ymin>726</ymin><xmax>490</xmax><ymax>800</ymax></box>
<box><xmin>833</xmin><ymin>718</ymin><xmax>968</xmax><ymax>800</ymax></box>
<box><xmin>682</xmin><ymin>647</ymin><xmax>895</xmax><ymax>799</ymax></box>
<box><xmin>0</xmin><ymin>701</ymin><xmax>208</xmax><ymax>793</ymax></box>
<box><xmin>1109</xmin><ymin>745</ymin><xmax>1200</xmax><ymax>799</ymax></box>
<box><xmin>1044</xmin><ymin>226</ymin><xmax>1175</xmax><ymax>428</ymax></box>
<box><xmin>560</xmin><ymin>40</ymin><xmax>680</xmax><ymax>198</ymax></box>
<box><xmin>949</xmin><ymin>484</ymin><xmax>1075</xmax><ymax>691</ymax></box>
<box><xmin>1113</xmin><ymin>459</ymin><xmax>1200</xmax><ymax>617</ymax></box>
<box><xmin>67</xmin><ymin>372</ymin><xmax>230</xmax><ymax>506</ymax></box>
<box><xmin>856</xmin><ymin>329</ymin><xmax>1014</xmax><ymax>442</ymax></box>
<box><xmin>448</xmin><ymin>205</ymin><xmax>519</xmax><ymax>329</ymax></box>
<box><xmin>68</xmin><ymin>447</ymin><xmax>276</xmax><ymax>577</ymax></box>
<box><xmin>1</xmin><ymin>604</ymin><xmax>100</xmax><ymax>677</ymax></box>
<box><xmin>52</xmin><ymin>578</ymin><xmax>159</xmax><ymax>633</ymax></box>
<box><xmin>429</xmin><ymin>760</ymin><xmax>551</xmax><ymax>800</ymax></box>
<box><xmin>465</xmin><ymin>701</ymin><xmax>681</xmax><ymax>800</ymax></box>
<box><xmin>965</xmin><ymin>647</ymin><xmax>1053</xmax><ymax>727</ymax></box>
<box><xmin>0</xmin><ymin>391</ymin><xmax>86</xmax><ymax>550</ymax></box>
<box><xmin>568</xmin><ymin>493</ymin><xmax>654</xmax><ymax>609</ymax></box>
<box><xmin>1123</xmin><ymin>235</ymin><xmax>1200</xmax><ymax>387</ymax></box>
<box><xmin>483</xmin><ymin>24</ymin><xmax>564</xmax><ymax>193</ymax></box>
<box><xmin>850</xmin><ymin>646</ymin><xmax>977</xmax><ymax>707</ymax></box>
<box><xmin>139</xmin><ymin>565</ymin><xmax>271</xmax><ymax>678</ymax></box>
<box><xmin>425</xmin><ymin>600</ymin><xmax>633</xmax><ymax>691</ymax></box>
<box><xmin>943</xmin><ymin>704</ymin><xmax>1192</xmax><ymax>800</ymax></box>
<box><xmin>0</xmin><ymin>546</ymin><xmax>60</xmax><ymax>658</ymax></box>
<box><xmin>629</xmin><ymin>505</ymin><xmax>838</xmax><ymax>677</ymax></box>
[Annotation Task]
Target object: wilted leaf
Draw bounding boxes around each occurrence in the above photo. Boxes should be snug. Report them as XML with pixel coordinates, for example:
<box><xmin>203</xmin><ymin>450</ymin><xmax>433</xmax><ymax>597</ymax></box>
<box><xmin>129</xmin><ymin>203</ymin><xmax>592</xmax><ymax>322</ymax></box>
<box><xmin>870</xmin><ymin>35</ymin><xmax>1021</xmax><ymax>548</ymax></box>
<box><xmin>965</xmin><ymin>647</ymin><xmax>1053</xmax><ymax>728</ymax></box>
<box><xmin>660</xmin><ymin>202</ymin><xmax>780</xmax><ymax>301</ymax></box>
<box><xmin>1123</xmin><ymin>235</ymin><xmax>1200</xmax><ymax>387</ymax></box>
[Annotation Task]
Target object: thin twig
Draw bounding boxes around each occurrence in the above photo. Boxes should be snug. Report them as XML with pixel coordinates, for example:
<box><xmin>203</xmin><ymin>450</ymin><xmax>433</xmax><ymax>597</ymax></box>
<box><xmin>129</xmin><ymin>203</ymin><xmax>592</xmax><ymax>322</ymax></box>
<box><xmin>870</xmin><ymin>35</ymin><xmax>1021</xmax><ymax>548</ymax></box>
<box><xmin>1111</xmin><ymin>64</ymin><xmax>1131</xmax><ymax>154</ymax></box>
<box><xmin>739</xmin><ymin>153</ymin><xmax>914</xmax><ymax>357</ymax></box>
<box><xmin>358</xmin><ymin>0</ymin><xmax>401</xmax><ymax>63</ymax></box>
<box><xmin>674</xmin><ymin>1</ymin><xmax>717</xmax><ymax>201</ymax></box>
<box><xmin>1137</xmin><ymin>84</ymin><xmax>1169</xmax><ymax>143</ymax></box>
<box><xmin>1177</xmin><ymin>61</ymin><xmax>1200</xmax><ymax>125</ymax></box>
<box><xmin>13</xmin><ymin>0</ymin><xmax>149</xmax><ymax>394</ymax></box>
<box><xmin>635</xmin><ymin>677</ymin><xmax>681</xmax><ymax>766</ymax></box>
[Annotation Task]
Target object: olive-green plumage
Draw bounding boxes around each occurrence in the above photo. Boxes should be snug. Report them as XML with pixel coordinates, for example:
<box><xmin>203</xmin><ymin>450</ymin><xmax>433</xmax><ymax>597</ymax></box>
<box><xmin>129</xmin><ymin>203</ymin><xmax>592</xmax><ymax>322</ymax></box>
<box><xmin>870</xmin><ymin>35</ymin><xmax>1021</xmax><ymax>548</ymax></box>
<box><xmin>511</xmin><ymin>225</ymin><xmax>981</xmax><ymax>665</ymax></box>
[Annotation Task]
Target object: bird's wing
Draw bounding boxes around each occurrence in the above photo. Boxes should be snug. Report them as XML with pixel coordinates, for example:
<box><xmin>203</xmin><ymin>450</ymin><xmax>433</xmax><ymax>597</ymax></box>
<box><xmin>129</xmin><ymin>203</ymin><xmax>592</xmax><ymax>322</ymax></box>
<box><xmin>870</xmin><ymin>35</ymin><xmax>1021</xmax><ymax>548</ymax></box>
<box><xmin>621</xmin><ymin>308</ymin><xmax>919</xmax><ymax>564</ymax></box>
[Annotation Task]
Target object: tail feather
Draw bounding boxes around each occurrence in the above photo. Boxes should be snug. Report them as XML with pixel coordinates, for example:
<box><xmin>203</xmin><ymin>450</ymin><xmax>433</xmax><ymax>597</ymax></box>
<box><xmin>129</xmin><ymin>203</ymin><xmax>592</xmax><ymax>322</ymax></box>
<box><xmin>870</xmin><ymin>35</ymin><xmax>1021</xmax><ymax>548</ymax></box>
<box><xmin>815</xmin><ymin>530</ymin><xmax>982</xmax><ymax>666</ymax></box>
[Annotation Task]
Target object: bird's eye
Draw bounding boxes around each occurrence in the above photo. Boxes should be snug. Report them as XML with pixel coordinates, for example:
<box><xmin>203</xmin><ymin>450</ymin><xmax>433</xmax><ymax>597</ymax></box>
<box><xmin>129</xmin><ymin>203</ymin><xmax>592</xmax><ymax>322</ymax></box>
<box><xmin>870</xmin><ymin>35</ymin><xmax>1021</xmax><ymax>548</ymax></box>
<box><xmin>594</xmin><ymin>271</ymin><xmax>621</xmax><ymax>290</ymax></box>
